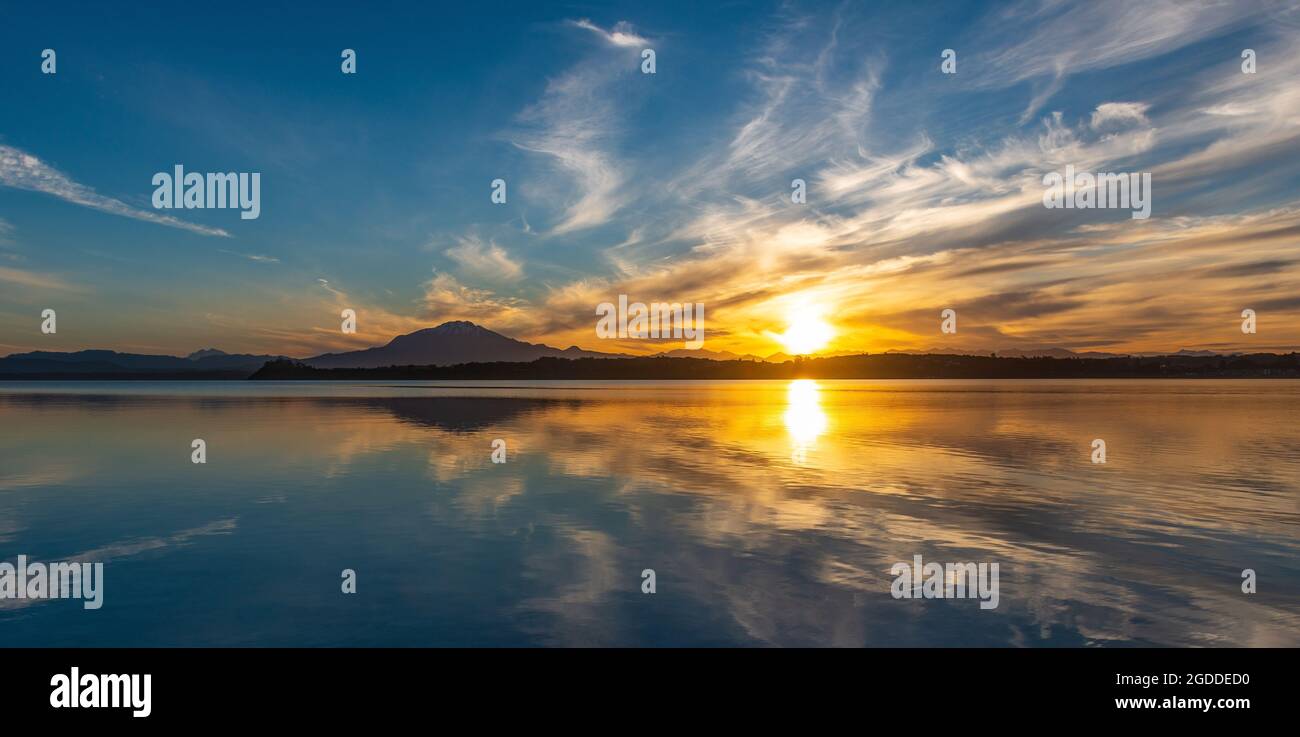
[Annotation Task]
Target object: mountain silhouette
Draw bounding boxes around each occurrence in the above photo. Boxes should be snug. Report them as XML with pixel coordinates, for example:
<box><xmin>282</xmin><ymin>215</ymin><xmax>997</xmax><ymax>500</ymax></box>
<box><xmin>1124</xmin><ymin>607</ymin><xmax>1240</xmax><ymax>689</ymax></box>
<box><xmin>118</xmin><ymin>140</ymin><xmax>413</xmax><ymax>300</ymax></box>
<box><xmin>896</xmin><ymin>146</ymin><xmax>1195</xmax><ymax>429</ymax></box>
<box><xmin>0</xmin><ymin>349</ymin><xmax>283</xmax><ymax>376</ymax></box>
<box><xmin>304</xmin><ymin>320</ymin><xmax>630</xmax><ymax>368</ymax></box>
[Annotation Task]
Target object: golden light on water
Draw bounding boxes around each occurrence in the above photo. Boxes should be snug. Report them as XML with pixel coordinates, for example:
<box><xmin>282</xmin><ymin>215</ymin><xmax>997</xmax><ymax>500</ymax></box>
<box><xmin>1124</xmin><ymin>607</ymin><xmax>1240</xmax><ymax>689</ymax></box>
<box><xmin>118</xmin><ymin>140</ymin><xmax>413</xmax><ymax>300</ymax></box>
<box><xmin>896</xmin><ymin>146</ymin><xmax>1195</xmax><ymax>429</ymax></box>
<box><xmin>784</xmin><ymin>379</ymin><xmax>827</xmax><ymax>463</ymax></box>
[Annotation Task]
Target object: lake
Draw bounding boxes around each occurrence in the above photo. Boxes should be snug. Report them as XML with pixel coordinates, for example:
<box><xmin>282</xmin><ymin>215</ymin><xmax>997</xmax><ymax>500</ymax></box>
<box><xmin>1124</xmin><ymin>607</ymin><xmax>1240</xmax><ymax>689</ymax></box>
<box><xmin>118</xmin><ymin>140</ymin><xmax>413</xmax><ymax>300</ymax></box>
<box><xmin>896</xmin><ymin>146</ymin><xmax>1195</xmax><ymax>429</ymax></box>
<box><xmin>1</xmin><ymin>379</ymin><xmax>1297</xmax><ymax>646</ymax></box>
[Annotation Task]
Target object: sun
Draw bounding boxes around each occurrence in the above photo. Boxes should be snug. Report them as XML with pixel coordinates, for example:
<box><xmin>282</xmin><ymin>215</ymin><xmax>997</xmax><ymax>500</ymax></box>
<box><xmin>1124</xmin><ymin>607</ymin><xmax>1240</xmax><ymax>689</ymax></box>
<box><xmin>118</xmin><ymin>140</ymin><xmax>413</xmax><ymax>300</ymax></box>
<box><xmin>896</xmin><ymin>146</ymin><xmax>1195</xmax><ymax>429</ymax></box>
<box><xmin>775</xmin><ymin>305</ymin><xmax>835</xmax><ymax>355</ymax></box>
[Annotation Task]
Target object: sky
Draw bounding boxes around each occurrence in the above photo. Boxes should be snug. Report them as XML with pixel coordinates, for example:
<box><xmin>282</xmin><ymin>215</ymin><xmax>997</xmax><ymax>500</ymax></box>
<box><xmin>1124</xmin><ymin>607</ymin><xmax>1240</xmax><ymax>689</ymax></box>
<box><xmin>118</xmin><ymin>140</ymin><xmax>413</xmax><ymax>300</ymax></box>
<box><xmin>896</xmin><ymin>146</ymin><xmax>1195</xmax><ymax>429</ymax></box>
<box><xmin>2</xmin><ymin>0</ymin><xmax>1299</xmax><ymax>359</ymax></box>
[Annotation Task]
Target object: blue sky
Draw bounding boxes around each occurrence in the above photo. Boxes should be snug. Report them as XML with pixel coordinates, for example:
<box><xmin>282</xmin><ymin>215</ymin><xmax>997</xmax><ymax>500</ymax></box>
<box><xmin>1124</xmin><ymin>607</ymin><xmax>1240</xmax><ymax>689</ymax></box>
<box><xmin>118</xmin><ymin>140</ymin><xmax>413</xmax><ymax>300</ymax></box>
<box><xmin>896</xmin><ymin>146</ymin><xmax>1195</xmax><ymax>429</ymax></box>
<box><xmin>2</xmin><ymin>0</ymin><xmax>1299</xmax><ymax>357</ymax></box>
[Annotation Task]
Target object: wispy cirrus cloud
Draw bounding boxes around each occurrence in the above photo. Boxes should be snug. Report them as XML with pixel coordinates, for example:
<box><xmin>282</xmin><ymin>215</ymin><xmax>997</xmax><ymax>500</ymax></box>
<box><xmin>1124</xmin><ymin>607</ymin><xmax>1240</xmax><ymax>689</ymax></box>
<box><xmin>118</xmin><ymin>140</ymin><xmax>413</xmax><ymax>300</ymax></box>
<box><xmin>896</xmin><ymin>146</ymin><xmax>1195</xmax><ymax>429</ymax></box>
<box><xmin>0</xmin><ymin>144</ymin><xmax>229</xmax><ymax>237</ymax></box>
<box><xmin>965</xmin><ymin>0</ymin><xmax>1272</xmax><ymax>123</ymax></box>
<box><xmin>219</xmin><ymin>249</ymin><xmax>279</xmax><ymax>263</ymax></box>
<box><xmin>507</xmin><ymin>20</ymin><xmax>652</xmax><ymax>235</ymax></box>
<box><xmin>510</xmin><ymin>75</ymin><xmax>625</xmax><ymax>234</ymax></box>
<box><xmin>970</xmin><ymin>0</ymin><xmax>1265</xmax><ymax>91</ymax></box>
<box><xmin>0</xmin><ymin>265</ymin><xmax>80</xmax><ymax>292</ymax></box>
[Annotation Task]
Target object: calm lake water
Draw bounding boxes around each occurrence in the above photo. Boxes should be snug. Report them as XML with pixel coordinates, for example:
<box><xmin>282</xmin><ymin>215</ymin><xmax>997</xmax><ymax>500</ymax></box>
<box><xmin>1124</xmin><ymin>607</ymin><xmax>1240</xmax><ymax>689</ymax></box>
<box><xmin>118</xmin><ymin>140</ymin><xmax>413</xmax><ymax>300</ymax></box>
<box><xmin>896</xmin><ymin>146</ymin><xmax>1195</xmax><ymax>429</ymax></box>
<box><xmin>1</xmin><ymin>379</ymin><xmax>1297</xmax><ymax>647</ymax></box>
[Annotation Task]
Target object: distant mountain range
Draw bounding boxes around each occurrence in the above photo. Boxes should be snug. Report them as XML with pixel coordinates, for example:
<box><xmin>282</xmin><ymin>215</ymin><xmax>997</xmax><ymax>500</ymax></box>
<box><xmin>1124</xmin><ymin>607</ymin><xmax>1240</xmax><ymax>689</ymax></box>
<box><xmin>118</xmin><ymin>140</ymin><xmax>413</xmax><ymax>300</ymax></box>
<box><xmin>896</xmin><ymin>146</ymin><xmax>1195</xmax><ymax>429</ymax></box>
<box><xmin>0</xmin><ymin>320</ymin><xmax>1265</xmax><ymax>378</ymax></box>
<box><xmin>0</xmin><ymin>348</ymin><xmax>283</xmax><ymax>377</ymax></box>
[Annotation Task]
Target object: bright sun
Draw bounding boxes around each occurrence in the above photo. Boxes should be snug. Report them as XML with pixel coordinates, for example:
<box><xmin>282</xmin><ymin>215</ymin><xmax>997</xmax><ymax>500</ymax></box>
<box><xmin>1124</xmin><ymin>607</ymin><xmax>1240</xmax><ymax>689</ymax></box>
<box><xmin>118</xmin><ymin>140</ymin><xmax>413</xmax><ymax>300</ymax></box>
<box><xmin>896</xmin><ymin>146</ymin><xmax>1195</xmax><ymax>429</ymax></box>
<box><xmin>776</xmin><ymin>306</ymin><xmax>835</xmax><ymax>355</ymax></box>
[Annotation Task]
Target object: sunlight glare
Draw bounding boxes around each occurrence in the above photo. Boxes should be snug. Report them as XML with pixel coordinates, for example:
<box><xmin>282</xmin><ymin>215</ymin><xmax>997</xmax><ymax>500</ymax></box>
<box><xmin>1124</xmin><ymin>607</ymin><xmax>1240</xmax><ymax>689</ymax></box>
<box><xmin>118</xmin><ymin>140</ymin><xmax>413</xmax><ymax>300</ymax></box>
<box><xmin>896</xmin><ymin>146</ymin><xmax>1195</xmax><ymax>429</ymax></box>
<box><xmin>784</xmin><ymin>379</ymin><xmax>827</xmax><ymax>464</ymax></box>
<box><xmin>776</xmin><ymin>305</ymin><xmax>834</xmax><ymax>355</ymax></box>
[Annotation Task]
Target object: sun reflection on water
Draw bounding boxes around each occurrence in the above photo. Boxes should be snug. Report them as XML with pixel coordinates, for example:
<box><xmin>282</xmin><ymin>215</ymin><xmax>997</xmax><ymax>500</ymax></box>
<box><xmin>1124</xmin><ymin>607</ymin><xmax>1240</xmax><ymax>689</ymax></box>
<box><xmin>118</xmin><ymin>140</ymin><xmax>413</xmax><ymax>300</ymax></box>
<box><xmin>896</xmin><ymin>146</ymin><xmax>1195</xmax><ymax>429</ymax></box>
<box><xmin>784</xmin><ymin>379</ymin><xmax>827</xmax><ymax>464</ymax></box>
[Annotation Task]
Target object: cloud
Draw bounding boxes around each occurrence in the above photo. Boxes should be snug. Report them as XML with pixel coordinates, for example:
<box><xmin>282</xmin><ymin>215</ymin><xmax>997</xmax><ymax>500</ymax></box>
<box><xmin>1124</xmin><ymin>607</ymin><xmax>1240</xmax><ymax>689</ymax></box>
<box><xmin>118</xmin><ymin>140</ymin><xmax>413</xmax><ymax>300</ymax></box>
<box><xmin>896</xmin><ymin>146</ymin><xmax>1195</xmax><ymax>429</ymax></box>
<box><xmin>1090</xmin><ymin>102</ymin><xmax>1151</xmax><ymax>131</ymax></box>
<box><xmin>963</xmin><ymin>1</ymin><xmax>1266</xmax><ymax>120</ymax></box>
<box><xmin>511</xmin><ymin>73</ymin><xmax>626</xmax><ymax>234</ymax></box>
<box><xmin>570</xmin><ymin>19</ymin><xmax>648</xmax><ymax>48</ymax></box>
<box><xmin>508</xmin><ymin>21</ymin><xmax>650</xmax><ymax>234</ymax></box>
<box><xmin>219</xmin><ymin>249</ymin><xmax>279</xmax><ymax>263</ymax></box>
<box><xmin>665</xmin><ymin>14</ymin><xmax>885</xmax><ymax>203</ymax></box>
<box><xmin>443</xmin><ymin>236</ymin><xmax>523</xmax><ymax>282</ymax></box>
<box><xmin>0</xmin><ymin>265</ymin><xmax>80</xmax><ymax>291</ymax></box>
<box><xmin>0</xmin><ymin>145</ymin><xmax>229</xmax><ymax>237</ymax></box>
<box><xmin>422</xmin><ymin>271</ymin><xmax>531</xmax><ymax>328</ymax></box>
<box><xmin>974</xmin><ymin>0</ymin><xmax>1262</xmax><ymax>87</ymax></box>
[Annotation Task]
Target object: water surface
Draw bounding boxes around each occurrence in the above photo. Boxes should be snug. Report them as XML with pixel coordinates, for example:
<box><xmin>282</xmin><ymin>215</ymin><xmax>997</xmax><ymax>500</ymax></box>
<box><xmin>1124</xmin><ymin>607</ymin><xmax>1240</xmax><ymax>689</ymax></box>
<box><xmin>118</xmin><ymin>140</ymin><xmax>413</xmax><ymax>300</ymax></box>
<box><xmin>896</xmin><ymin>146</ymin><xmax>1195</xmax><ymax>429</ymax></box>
<box><xmin>1</xmin><ymin>379</ymin><xmax>1297</xmax><ymax>646</ymax></box>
